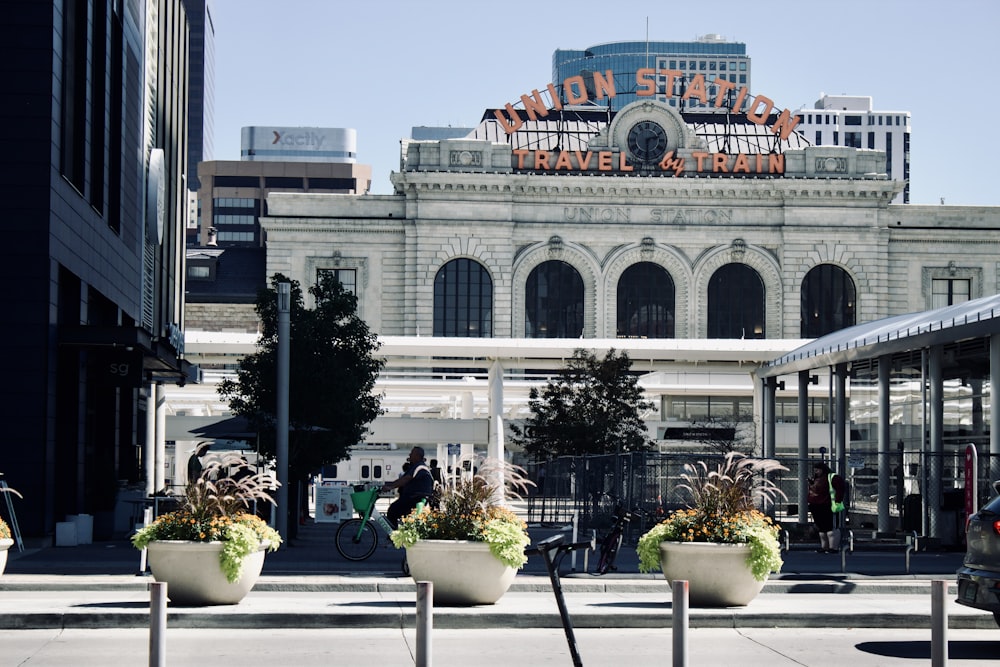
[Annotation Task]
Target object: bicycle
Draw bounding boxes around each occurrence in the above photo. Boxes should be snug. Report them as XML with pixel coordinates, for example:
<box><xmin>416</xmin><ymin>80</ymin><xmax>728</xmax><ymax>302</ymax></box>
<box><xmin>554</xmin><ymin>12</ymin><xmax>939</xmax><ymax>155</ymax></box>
<box><xmin>334</xmin><ymin>485</ymin><xmax>398</xmax><ymax>561</ymax></box>
<box><xmin>591</xmin><ymin>494</ymin><xmax>654</xmax><ymax>575</ymax></box>
<box><xmin>594</xmin><ymin>505</ymin><xmax>633</xmax><ymax>575</ymax></box>
<box><xmin>334</xmin><ymin>485</ymin><xmax>426</xmax><ymax>575</ymax></box>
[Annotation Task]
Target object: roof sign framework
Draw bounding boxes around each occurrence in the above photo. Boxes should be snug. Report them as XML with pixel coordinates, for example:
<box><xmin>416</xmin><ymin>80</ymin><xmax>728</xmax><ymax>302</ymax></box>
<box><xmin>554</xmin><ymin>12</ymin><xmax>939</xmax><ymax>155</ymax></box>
<box><xmin>473</xmin><ymin>107</ymin><xmax>810</xmax><ymax>156</ymax></box>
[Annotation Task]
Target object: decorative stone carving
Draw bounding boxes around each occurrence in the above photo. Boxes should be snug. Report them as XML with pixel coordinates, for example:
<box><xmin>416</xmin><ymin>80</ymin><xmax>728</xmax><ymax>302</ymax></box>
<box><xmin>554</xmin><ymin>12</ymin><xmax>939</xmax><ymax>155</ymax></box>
<box><xmin>548</xmin><ymin>235</ymin><xmax>563</xmax><ymax>258</ymax></box>
<box><xmin>450</xmin><ymin>150</ymin><xmax>482</xmax><ymax>167</ymax></box>
<box><xmin>640</xmin><ymin>236</ymin><xmax>655</xmax><ymax>258</ymax></box>
<box><xmin>817</xmin><ymin>157</ymin><xmax>847</xmax><ymax>173</ymax></box>
<box><xmin>730</xmin><ymin>238</ymin><xmax>747</xmax><ymax>262</ymax></box>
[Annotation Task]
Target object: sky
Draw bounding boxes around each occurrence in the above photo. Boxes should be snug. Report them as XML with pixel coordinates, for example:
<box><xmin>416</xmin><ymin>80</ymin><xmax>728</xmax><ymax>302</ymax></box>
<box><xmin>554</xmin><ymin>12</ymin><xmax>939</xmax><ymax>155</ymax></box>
<box><xmin>209</xmin><ymin>0</ymin><xmax>1000</xmax><ymax>205</ymax></box>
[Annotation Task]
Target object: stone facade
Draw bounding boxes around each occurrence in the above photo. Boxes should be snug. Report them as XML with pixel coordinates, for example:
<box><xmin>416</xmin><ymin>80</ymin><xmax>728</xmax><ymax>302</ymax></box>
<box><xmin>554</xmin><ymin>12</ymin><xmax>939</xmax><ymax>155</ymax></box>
<box><xmin>184</xmin><ymin>303</ymin><xmax>259</xmax><ymax>333</ymax></box>
<box><xmin>259</xmin><ymin>101</ymin><xmax>1000</xmax><ymax>340</ymax></box>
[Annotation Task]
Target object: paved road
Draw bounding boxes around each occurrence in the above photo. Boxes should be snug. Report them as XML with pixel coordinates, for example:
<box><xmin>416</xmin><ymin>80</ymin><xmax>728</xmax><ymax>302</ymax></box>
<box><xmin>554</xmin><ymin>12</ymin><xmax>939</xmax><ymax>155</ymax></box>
<box><xmin>3</xmin><ymin>520</ymin><xmax>995</xmax><ymax>666</ymax></box>
<box><xmin>3</xmin><ymin>627</ymin><xmax>999</xmax><ymax>667</ymax></box>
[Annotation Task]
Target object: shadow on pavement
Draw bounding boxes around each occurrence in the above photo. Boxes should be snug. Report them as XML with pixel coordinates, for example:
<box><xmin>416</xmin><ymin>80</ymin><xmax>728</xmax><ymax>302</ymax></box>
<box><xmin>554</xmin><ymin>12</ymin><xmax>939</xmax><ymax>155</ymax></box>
<box><xmin>856</xmin><ymin>640</ymin><xmax>1000</xmax><ymax>660</ymax></box>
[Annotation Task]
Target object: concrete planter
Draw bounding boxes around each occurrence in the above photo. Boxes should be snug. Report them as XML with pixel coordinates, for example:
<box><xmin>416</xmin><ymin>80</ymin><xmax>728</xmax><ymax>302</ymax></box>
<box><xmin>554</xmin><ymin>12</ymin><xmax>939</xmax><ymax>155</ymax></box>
<box><xmin>146</xmin><ymin>540</ymin><xmax>267</xmax><ymax>606</ymax></box>
<box><xmin>0</xmin><ymin>538</ymin><xmax>12</xmax><ymax>577</ymax></box>
<box><xmin>406</xmin><ymin>539</ymin><xmax>516</xmax><ymax>606</ymax></box>
<box><xmin>658</xmin><ymin>541</ymin><xmax>766</xmax><ymax>607</ymax></box>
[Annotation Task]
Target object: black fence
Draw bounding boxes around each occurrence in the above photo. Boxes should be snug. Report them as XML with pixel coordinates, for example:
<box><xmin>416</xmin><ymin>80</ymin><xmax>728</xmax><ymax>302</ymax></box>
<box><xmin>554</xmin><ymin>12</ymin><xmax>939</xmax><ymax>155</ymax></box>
<box><xmin>523</xmin><ymin>451</ymin><xmax>1000</xmax><ymax>546</ymax></box>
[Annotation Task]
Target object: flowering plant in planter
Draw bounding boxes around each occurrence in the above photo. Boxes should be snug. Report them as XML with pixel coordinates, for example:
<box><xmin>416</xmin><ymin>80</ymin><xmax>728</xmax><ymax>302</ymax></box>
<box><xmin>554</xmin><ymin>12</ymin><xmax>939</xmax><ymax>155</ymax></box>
<box><xmin>389</xmin><ymin>460</ymin><xmax>532</xmax><ymax>569</ymax></box>
<box><xmin>131</xmin><ymin>453</ymin><xmax>281</xmax><ymax>583</ymax></box>
<box><xmin>637</xmin><ymin>452</ymin><xmax>786</xmax><ymax>582</ymax></box>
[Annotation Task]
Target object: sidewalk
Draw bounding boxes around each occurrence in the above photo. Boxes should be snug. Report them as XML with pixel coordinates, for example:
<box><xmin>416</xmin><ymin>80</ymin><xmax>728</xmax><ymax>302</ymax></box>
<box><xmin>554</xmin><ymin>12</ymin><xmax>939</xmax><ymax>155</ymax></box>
<box><xmin>1</xmin><ymin>522</ymin><xmax>987</xmax><ymax>631</ymax></box>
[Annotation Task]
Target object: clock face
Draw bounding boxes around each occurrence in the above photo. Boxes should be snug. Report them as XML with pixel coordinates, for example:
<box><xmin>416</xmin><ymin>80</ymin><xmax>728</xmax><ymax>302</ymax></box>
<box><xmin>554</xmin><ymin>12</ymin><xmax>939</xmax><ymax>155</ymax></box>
<box><xmin>627</xmin><ymin>120</ymin><xmax>668</xmax><ymax>164</ymax></box>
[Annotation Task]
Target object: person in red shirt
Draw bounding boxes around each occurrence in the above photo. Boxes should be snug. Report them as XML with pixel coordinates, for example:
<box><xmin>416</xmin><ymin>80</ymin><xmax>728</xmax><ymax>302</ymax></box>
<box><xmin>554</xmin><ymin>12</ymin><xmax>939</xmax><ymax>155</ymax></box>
<box><xmin>808</xmin><ymin>461</ymin><xmax>846</xmax><ymax>553</ymax></box>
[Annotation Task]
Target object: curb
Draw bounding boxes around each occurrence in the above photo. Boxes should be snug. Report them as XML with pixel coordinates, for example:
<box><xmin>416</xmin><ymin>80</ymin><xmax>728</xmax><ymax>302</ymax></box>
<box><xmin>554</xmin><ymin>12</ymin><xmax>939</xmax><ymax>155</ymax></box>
<box><xmin>0</xmin><ymin>573</ymin><xmax>959</xmax><ymax>595</ymax></box>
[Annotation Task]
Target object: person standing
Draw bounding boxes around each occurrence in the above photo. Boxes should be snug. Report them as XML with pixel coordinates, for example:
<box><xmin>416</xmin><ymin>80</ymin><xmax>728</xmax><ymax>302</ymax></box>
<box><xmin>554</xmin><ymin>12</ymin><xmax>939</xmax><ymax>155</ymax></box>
<box><xmin>382</xmin><ymin>447</ymin><xmax>433</xmax><ymax>527</ymax></box>
<box><xmin>808</xmin><ymin>461</ymin><xmax>846</xmax><ymax>553</ymax></box>
<box><xmin>428</xmin><ymin>458</ymin><xmax>443</xmax><ymax>509</ymax></box>
<box><xmin>429</xmin><ymin>459</ymin><xmax>443</xmax><ymax>485</ymax></box>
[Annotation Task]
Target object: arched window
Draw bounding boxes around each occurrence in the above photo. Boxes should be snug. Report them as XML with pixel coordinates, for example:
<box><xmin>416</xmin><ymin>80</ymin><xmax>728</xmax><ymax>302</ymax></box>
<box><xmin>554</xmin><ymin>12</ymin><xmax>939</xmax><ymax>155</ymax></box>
<box><xmin>617</xmin><ymin>262</ymin><xmax>675</xmax><ymax>338</ymax></box>
<box><xmin>707</xmin><ymin>264</ymin><xmax>765</xmax><ymax>338</ymax></box>
<box><xmin>525</xmin><ymin>260</ymin><xmax>584</xmax><ymax>338</ymax></box>
<box><xmin>433</xmin><ymin>258</ymin><xmax>492</xmax><ymax>337</ymax></box>
<box><xmin>801</xmin><ymin>264</ymin><xmax>856</xmax><ymax>337</ymax></box>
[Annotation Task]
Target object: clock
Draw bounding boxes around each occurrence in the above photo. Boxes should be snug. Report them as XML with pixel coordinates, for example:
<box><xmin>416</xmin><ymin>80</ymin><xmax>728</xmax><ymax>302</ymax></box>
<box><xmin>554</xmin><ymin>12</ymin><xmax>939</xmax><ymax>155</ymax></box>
<box><xmin>627</xmin><ymin>120</ymin><xmax>668</xmax><ymax>164</ymax></box>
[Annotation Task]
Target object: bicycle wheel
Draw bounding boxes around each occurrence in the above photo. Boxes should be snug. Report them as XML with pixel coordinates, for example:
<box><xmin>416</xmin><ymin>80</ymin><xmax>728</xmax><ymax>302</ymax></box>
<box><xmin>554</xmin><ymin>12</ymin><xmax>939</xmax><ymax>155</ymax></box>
<box><xmin>595</xmin><ymin>532</ymin><xmax>623</xmax><ymax>574</ymax></box>
<box><xmin>335</xmin><ymin>518</ymin><xmax>378</xmax><ymax>561</ymax></box>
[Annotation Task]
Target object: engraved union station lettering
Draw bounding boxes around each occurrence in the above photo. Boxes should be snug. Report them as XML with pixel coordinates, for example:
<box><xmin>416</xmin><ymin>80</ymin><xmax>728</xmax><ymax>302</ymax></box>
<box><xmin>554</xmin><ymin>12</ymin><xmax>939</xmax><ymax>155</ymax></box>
<box><xmin>650</xmin><ymin>208</ymin><xmax>733</xmax><ymax>224</ymax></box>
<box><xmin>563</xmin><ymin>207</ymin><xmax>631</xmax><ymax>222</ymax></box>
<box><xmin>562</xmin><ymin>207</ymin><xmax>733</xmax><ymax>223</ymax></box>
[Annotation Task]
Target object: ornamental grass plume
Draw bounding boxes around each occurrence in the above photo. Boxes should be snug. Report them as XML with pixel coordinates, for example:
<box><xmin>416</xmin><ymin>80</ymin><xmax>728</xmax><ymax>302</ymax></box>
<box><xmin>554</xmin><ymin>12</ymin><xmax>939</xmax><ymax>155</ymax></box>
<box><xmin>0</xmin><ymin>474</ymin><xmax>22</xmax><ymax>540</ymax></box>
<box><xmin>637</xmin><ymin>452</ymin><xmax>787</xmax><ymax>581</ymax></box>
<box><xmin>389</xmin><ymin>458</ymin><xmax>533</xmax><ymax>569</ymax></box>
<box><xmin>131</xmin><ymin>452</ymin><xmax>282</xmax><ymax>583</ymax></box>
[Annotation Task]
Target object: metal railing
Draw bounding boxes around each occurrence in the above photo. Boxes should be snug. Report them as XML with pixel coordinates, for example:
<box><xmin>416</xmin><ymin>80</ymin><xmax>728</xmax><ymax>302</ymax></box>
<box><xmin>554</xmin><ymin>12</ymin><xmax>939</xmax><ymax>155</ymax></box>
<box><xmin>523</xmin><ymin>450</ymin><xmax>1000</xmax><ymax>543</ymax></box>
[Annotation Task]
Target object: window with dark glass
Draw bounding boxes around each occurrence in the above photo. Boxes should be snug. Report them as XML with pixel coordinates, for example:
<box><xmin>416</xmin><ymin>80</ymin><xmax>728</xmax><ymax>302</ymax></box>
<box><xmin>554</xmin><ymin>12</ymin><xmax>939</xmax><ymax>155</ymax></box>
<box><xmin>264</xmin><ymin>176</ymin><xmax>304</xmax><ymax>188</ymax></box>
<box><xmin>214</xmin><ymin>175</ymin><xmax>260</xmax><ymax>187</ymax></box>
<box><xmin>318</xmin><ymin>268</ymin><xmax>357</xmax><ymax>295</ymax></box>
<box><xmin>707</xmin><ymin>264</ymin><xmax>764</xmax><ymax>338</ymax></box>
<box><xmin>886</xmin><ymin>133</ymin><xmax>893</xmax><ymax>177</ymax></box>
<box><xmin>617</xmin><ymin>262</ymin><xmax>675</xmax><ymax>338</ymax></box>
<box><xmin>433</xmin><ymin>259</ymin><xmax>492</xmax><ymax>337</ymax></box>
<box><xmin>61</xmin><ymin>0</ymin><xmax>90</xmax><ymax>194</ymax></box>
<box><xmin>801</xmin><ymin>264</ymin><xmax>856</xmax><ymax>337</ymax></box>
<box><xmin>308</xmin><ymin>178</ymin><xmax>356</xmax><ymax>190</ymax></box>
<box><xmin>525</xmin><ymin>260</ymin><xmax>584</xmax><ymax>338</ymax></box>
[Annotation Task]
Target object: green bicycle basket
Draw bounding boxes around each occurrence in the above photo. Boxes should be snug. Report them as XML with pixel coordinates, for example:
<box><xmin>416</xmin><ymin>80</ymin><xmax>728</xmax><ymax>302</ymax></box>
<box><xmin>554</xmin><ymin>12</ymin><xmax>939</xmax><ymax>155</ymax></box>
<box><xmin>349</xmin><ymin>488</ymin><xmax>378</xmax><ymax>515</ymax></box>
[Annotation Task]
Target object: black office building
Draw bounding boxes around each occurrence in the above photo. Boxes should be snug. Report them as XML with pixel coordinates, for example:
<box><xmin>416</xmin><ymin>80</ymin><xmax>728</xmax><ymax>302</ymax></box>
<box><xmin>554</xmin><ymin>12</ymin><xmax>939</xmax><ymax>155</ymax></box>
<box><xmin>0</xmin><ymin>0</ymin><xmax>193</xmax><ymax>540</ymax></box>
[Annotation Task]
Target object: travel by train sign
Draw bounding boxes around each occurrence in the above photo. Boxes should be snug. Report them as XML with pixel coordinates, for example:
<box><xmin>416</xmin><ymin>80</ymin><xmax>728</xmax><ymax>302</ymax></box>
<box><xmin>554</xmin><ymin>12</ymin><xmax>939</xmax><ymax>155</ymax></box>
<box><xmin>494</xmin><ymin>69</ymin><xmax>800</xmax><ymax>176</ymax></box>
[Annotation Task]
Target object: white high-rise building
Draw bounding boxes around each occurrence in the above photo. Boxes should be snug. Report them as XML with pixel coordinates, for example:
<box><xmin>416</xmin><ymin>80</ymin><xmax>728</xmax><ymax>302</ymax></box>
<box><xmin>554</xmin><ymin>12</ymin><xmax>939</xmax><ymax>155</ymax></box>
<box><xmin>795</xmin><ymin>94</ymin><xmax>910</xmax><ymax>203</ymax></box>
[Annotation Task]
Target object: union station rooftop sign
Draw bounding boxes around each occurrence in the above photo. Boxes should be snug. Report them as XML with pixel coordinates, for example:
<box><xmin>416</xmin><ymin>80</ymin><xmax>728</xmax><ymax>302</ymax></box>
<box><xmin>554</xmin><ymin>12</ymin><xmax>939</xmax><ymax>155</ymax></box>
<box><xmin>489</xmin><ymin>69</ymin><xmax>802</xmax><ymax>176</ymax></box>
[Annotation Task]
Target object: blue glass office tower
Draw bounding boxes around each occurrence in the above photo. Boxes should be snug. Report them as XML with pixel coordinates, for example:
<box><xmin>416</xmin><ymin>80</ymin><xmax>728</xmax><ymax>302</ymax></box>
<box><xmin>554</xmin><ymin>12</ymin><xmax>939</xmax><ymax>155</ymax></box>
<box><xmin>182</xmin><ymin>0</ymin><xmax>215</xmax><ymax>193</ymax></box>
<box><xmin>552</xmin><ymin>37</ymin><xmax>750</xmax><ymax>111</ymax></box>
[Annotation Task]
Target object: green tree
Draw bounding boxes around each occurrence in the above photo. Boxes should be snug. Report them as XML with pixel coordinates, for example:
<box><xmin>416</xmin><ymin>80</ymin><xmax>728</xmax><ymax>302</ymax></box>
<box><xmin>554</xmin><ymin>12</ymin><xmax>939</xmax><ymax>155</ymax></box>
<box><xmin>687</xmin><ymin>413</ymin><xmax>759</xmax><ymax>456</ymax></box>
<box><xmin>509</xmin><ymin>349</ymin><xmax>654</xmax><ymax>459</ymax></box>
<box><xmin>218</xmin><ymin>273</ymin><xmax>385</xmax><ymax>526</ymax></box>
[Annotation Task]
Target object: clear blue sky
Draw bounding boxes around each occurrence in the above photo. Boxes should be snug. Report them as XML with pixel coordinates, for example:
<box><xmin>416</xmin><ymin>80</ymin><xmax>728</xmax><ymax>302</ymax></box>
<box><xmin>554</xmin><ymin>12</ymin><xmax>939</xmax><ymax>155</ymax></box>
<box><xmin>210</xmin><ymin>0</ymin><xmax>999</xmax><ymax>205</ymax></box>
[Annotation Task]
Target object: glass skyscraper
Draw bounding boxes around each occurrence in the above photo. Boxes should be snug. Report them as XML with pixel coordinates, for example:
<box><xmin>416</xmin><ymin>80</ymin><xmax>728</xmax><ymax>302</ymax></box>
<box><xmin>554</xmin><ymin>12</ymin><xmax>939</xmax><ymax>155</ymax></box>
<box><xmin>552</xmin><ymin>36</ymin><xmax>750</xmax><ymax>112</ymax></box>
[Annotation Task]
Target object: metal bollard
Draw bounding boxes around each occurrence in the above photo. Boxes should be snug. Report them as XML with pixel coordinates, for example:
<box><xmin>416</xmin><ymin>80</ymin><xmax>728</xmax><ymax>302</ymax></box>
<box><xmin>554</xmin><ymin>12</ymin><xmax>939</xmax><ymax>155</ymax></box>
<box><xmin>149</xmin><ymin>581</ymin><xmax>167</xmax><ymax>667</ymax></box>
<box><xmin>931</xmin><ymin>579</ymin><xmax>948</xmax><ymax>667</ymax></box>
<box><xmin>416</xmin><ymin>581</ymin><xmax>433</xmax><ymax>667</ymax></box>
<box><xmin>672</xmin><ymin>580</ymin><xmax>688</xmax><ymax>667</ymax></box>
<box><xmin>570</xmin><ymin>511</ymin><xmax>579</xmax><ymax>571</ymax></box>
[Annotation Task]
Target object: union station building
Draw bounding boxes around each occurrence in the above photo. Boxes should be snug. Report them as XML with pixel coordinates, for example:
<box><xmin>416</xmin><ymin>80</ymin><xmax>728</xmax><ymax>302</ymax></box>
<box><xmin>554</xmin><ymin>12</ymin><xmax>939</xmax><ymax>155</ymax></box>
<box><xmin>185</xmin><ymin>79</ymin><xmax>1000</xmax><ymax>542</ymax></box>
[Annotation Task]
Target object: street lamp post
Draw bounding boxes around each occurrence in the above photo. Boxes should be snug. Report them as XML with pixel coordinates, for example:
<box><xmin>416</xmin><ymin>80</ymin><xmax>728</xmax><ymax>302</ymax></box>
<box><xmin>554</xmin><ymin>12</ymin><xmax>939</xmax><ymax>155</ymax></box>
<box><xmin>276</xmin><ymin>282</ymin><xmax>290</xmax><ymax>543</ymax></box>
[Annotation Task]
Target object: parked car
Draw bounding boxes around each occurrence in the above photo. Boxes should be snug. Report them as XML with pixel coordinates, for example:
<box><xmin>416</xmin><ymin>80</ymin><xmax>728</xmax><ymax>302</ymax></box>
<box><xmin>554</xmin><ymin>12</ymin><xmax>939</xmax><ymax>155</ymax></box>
<box><xmin>957</xmin><ymin>486</ymin><xmax>1000</xmax><ymax>628</ymax></box>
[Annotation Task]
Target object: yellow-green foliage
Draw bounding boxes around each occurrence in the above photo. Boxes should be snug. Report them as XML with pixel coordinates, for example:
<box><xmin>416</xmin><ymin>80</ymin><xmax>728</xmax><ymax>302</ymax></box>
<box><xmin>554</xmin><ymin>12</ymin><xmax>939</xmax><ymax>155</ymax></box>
<box><xmin>637</xmin><ymin>452</ymin><xmax>786</xmax><ymax>582</ymax></box>
<box><xmin>130</xmin><ymin>453</ymin><xmax>281</xmax><ymax>583</ymax></box>
<box><xmin>390</xmin><ymin>459</ymin><xmax>532</xmax><ymax>569</ymax></box>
